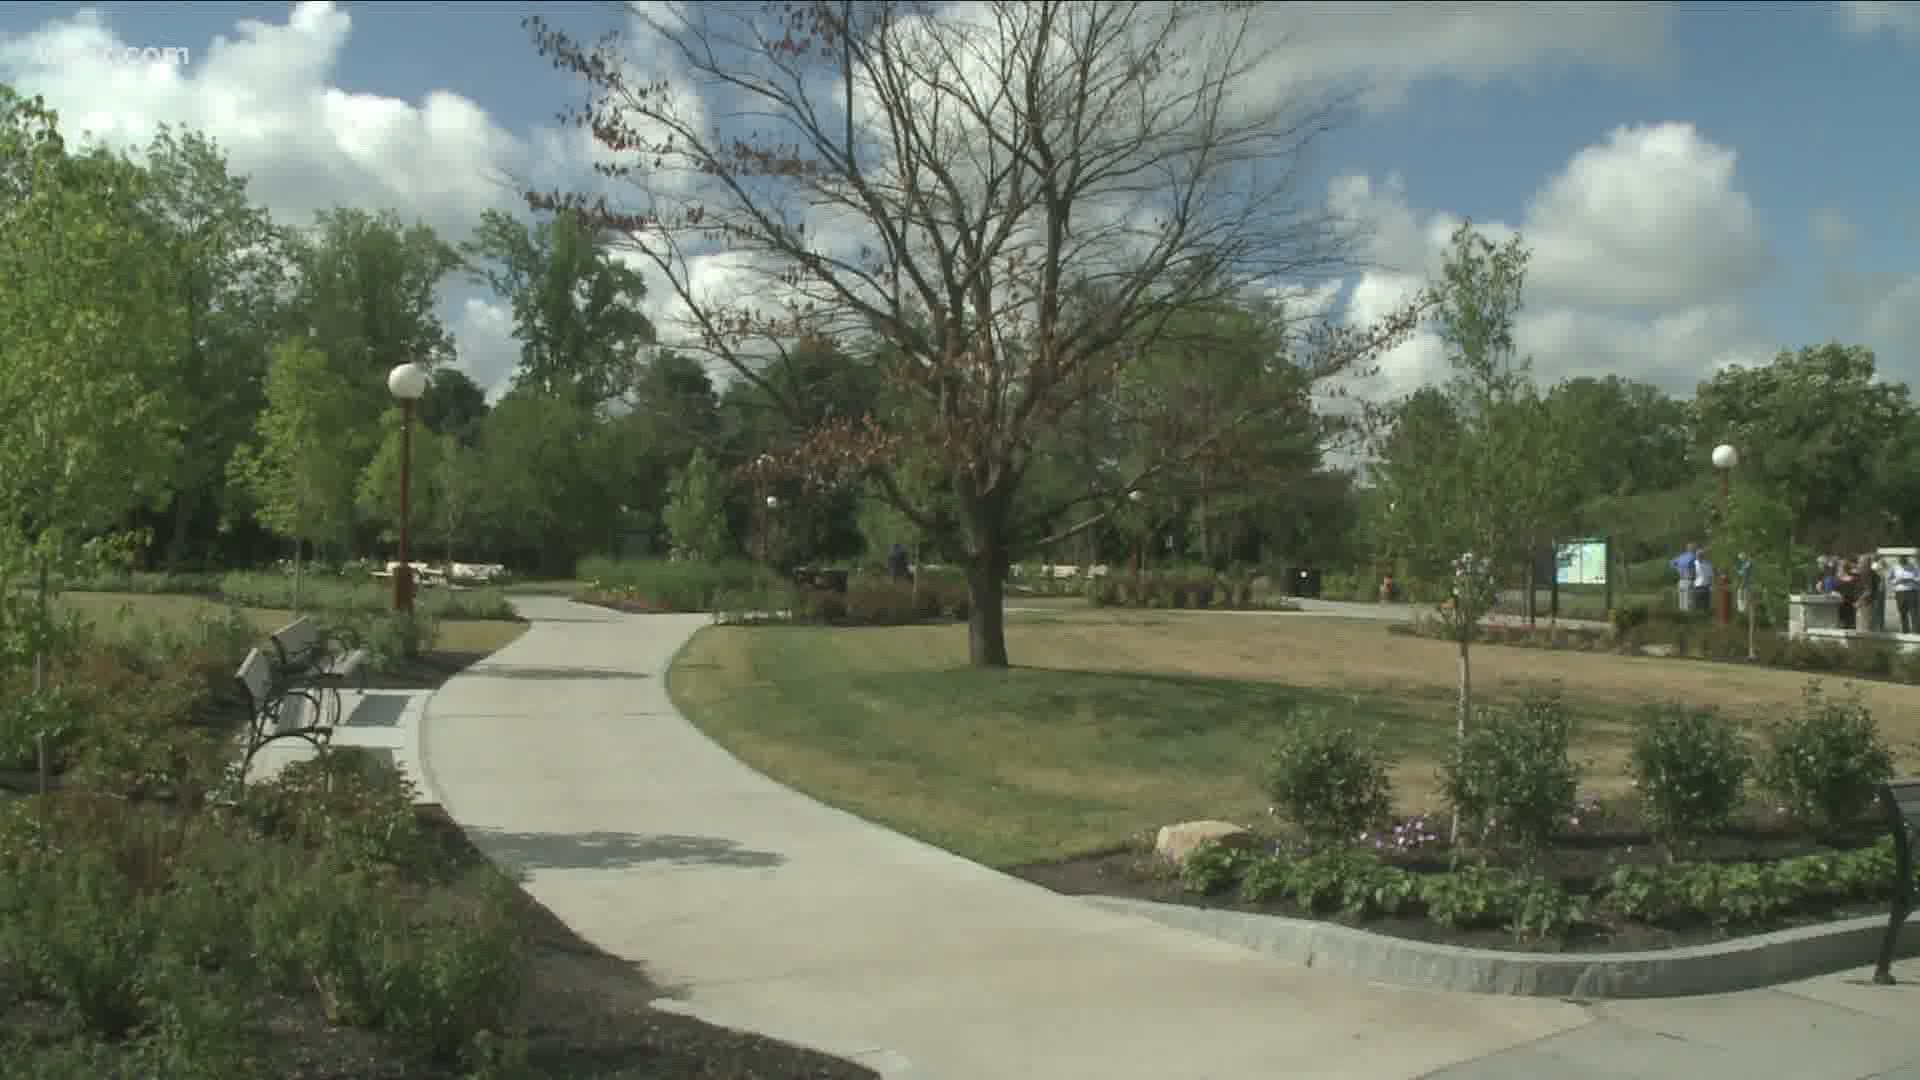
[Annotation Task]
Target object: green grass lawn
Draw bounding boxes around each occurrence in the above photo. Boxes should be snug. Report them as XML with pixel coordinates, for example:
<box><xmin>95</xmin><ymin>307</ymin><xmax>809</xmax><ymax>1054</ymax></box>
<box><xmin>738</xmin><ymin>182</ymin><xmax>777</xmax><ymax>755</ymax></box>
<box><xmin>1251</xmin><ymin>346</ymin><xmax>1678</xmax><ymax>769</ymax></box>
<box><xmin>668</xmin><ymin>609</ymin><xmax>1920</xmax><ymax>868</ymax></box>
<box><xmin>667</xmin><ymin>620</ymin><xmax>1642</xmax><ymax>867</ymax></box>
<box><xmin>52</xmin><ymin>590</ymin><xmax>526</xmax><ymax>656</ymax></box>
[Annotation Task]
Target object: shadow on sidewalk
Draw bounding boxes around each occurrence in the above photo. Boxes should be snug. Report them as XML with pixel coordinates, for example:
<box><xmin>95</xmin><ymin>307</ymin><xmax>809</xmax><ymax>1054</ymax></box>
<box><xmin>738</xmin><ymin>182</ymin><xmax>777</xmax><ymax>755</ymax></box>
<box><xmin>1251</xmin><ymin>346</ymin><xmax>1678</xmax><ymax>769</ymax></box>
<box><xmin>464</xmin><ymin>664</ymin><xmax>654</xmax><ymax>681</ymax></box>
<box><xmin>466</xmin><ymin>826</ymin><xmax>786</xmax><ymax>871</ymax></box>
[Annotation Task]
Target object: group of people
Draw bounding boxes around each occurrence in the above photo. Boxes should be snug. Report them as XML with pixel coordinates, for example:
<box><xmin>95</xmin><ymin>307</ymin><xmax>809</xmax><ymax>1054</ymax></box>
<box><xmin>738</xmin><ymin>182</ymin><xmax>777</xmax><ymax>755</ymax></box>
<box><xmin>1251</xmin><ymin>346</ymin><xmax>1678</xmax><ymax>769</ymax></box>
<box><xmin>1811</xmin><ymin>553</ymin><xmax>1920</xmax><ymax>633</ymax></box>
<box><xmin>1668</xmin><ymin>544</ymin><xmax>1753</xmax><ymax>615</ymax></box>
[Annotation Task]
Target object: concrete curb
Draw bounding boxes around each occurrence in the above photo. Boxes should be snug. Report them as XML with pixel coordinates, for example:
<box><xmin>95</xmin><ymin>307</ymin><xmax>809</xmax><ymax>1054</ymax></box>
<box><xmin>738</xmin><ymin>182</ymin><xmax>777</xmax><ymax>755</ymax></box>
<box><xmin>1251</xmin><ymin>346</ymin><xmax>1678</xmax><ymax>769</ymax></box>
<box><xmin>1084</xmin><ymin>895</ymin><xmax>1920</xmax><ymax>998</ymax></box>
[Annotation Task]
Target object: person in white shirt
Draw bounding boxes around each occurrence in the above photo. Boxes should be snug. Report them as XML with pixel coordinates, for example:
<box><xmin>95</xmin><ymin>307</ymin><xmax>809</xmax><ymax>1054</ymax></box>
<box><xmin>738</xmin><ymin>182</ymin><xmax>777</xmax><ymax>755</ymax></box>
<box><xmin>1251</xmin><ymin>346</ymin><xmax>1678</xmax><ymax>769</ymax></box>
<box><xmin>1893</xmin><ymin>556</ymin><xmax>1920</xmax><ymax>634</ymax></box>
<box><xmin>1692</xmin><ymin>553</ymin><xmax>1714</xmax><ymax>613</ymax></box>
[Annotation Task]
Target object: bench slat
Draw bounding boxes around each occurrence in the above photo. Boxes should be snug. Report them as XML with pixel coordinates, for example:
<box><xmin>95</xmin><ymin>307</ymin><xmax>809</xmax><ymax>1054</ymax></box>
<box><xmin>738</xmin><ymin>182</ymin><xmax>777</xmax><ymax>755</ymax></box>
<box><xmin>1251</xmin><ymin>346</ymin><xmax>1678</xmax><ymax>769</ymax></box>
<box><xmin>235</xmin><ymin>649</ymin><xmax>274</xmax><ymax>709</ymax></box>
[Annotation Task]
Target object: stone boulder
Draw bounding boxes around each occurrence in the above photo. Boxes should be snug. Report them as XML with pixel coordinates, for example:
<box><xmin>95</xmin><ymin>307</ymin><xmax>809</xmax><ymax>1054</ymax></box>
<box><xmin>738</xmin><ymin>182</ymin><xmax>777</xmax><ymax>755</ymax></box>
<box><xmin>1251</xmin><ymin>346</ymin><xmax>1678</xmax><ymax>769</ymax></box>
<box><xmin>1154</xmin><ymin>820</ymin><xmax>1253</xmax><ymax>865</ymax></box>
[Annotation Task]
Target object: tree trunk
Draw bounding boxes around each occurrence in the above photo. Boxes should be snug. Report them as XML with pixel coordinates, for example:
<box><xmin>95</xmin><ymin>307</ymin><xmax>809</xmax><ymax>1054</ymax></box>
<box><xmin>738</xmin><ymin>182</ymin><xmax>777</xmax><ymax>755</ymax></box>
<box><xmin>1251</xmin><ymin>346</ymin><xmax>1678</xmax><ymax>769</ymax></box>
<box><xmin>960</xmin><ymin>495</ymin><xmax>1012</xmax><ymax>667</ymax></box>
<box><xmin>966</xmin><ymin>556</ymin><xmax>1009</xmax><ymax>667</ymax></box>
<box><xmin>293</xmin><ymin>537</ymin><xmax>305</xmax><ymax>613</ymax></box>
<box><xmin>1451</xmin><ymin>631</ymin><xmax>1473</xmax><ymax>842</ymax></box>
<box><xmin>163</xmin><ymin>487</ymin><xmax>202</xmax><ymax>571</ymax></box>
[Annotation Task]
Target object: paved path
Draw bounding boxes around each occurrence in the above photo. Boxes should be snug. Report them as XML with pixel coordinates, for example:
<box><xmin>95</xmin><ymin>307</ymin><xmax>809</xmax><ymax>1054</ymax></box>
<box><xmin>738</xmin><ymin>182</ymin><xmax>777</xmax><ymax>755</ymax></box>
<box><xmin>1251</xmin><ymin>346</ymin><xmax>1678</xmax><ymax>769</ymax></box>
<box><xmin>420</xmin><ymin>597</ymin><xmax>1920</xmax><ymax>1079</ymax></box>
<box><xmin>245</xmin><ymin>687</ymin><xmax>438</xmax><ymax>801</ymax></box>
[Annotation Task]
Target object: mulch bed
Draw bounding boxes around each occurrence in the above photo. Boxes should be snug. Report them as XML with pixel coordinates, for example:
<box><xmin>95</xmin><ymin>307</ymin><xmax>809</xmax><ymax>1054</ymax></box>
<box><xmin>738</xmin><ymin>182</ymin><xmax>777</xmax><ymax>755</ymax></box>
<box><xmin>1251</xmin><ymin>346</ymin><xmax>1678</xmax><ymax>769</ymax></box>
<box><xmin>1008</xmin><ymin>806</ymin><xmax>1895</xmax><ymax>955</ymax></box>
<box><xmin>359</xmin><ymin>650</ymin><xmax>504</xmax><ymax>691</ymax></box>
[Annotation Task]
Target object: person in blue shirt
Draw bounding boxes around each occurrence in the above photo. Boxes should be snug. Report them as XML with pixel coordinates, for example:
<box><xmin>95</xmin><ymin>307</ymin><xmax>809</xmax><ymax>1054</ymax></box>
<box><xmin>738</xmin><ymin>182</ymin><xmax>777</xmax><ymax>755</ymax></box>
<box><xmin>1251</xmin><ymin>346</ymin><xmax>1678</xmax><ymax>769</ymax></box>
<box><xmin>1670</xmin><ymin>544</ymin><xmax>1698</xmax><ymax>611</ymax></box>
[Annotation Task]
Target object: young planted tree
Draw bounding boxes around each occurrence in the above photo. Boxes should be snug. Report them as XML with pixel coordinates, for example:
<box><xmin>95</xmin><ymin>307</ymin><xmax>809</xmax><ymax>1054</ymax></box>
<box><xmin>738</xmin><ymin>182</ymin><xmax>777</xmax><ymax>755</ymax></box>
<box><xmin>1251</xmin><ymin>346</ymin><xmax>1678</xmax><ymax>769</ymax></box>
<box><xmin>1371</xmin><ymin>223</ymin><xmax>1555</xmax><ymax>821</ymax></box>
<box><xmin>0</xmin><ymin>92</ymin><xmax>183</xmax><ymax>699</ymax></box>
<box><xmin>526</xmin><ymin>1</ymin><xmax>1421</xmax><ymax>666</ymax></box>
<box><xmin>1719</xmin><ymin>480</ymin><xmax>1808</xmax><ymax>658</ymax></box>
<box><xmin>228</xmin><ymin>337</ymin><xmax>364</xmax><ymax>610</ymax></box>
<box><xmin>663</xmin><ymin>448</ymin><xmax>733</xmax><ymax>561</ymax></box>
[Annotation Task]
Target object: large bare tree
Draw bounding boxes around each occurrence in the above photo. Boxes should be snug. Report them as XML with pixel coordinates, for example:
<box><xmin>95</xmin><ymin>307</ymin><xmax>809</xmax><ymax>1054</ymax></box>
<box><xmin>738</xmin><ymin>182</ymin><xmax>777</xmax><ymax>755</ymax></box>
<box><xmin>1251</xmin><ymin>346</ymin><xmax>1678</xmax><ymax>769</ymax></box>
<box><xmin>527</xmin><ymin>1</ymin><xmax>1423</xmax><ymax>666</ymax></box>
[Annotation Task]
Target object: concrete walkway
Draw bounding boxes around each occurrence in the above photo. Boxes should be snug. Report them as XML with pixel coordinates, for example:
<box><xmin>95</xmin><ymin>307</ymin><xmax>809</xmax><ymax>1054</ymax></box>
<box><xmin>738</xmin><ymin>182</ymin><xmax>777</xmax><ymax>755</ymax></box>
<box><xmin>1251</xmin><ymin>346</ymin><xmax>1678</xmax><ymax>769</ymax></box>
<box><xmin>420</xmin><ymin>597</ymin><xmax>1920</xmax><ymax>1079</ymax></box>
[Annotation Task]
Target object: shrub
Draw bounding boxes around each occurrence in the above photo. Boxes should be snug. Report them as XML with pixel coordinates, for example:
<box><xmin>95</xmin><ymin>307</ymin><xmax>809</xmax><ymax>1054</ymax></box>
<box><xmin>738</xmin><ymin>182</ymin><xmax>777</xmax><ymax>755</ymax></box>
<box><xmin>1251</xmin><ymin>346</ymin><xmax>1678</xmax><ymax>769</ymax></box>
<box><xmin>1762</xmin><ymin>682</ymin><xmax>1893</xmax><ymax>831</ymax></box>
<box><xmin>575</xmin><ymin>556</ymin><xmax>758</xmax><ymax>611</ymax></box>
<box><xmin>1609</xmin><ymin>604</ymin><xmax>1650</xmax><ymax>637</ymax></box>
<box><xmin>344</xmin><ymin>608</ymin><xmax>441</xmax><ymax>668</ymax></box>
<box><xmin>1443</xmin><ymin>688</ymin><xmax>1580</xmax><ymax>850</ymax></box>
<box><xmin>377</xmin><ymin>869</ymin><xmax>526</xmax><ymax>1063</ymax></box>
<box><xmin>239</xmin><ymin>748</ymin><xmax>435</xmax><ymax>877</ymax></box>
<box><xmin>1176</xmin><ymin>842</ymin><xmax>1253</xmax><ymax>894</ymax></box>
<box><xmin>1629</xmin><ymin>703</ymin><xmax>1752</xmax><ymax>846</ymax></box>
<box><xmin>1263</xmin><ymin>706</ymin><xmax>1394</xmax><ymax>848</ymax></box>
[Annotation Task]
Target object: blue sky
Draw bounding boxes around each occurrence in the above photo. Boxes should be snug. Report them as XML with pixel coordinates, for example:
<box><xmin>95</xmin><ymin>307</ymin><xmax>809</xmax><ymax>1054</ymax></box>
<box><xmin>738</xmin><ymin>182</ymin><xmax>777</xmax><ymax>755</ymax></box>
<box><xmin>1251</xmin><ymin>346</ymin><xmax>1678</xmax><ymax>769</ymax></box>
<box><xmin>0</xmin><ymin>1</ymin><xmax>1914</xmax><ymax>400</ymax></box>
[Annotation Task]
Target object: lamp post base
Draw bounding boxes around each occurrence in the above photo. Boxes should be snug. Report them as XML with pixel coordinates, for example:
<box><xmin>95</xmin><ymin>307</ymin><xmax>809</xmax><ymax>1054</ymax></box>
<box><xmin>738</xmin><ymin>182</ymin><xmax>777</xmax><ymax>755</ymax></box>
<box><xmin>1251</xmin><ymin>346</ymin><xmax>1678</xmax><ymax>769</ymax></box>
<box><xmin>393</xmin><ymin>564</ymin><xmax>415</xmax><ymax>613</ymax></box>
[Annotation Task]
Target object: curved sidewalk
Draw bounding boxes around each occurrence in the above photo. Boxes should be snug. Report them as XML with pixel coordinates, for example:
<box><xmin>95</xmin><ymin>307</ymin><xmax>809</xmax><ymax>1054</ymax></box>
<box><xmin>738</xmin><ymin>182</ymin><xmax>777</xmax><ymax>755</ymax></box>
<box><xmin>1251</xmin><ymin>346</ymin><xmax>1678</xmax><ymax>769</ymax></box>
<box><xmin>420</xmin><ymin>597</ymin><xmax>1920</xmax><ymax>1080</ymax></box>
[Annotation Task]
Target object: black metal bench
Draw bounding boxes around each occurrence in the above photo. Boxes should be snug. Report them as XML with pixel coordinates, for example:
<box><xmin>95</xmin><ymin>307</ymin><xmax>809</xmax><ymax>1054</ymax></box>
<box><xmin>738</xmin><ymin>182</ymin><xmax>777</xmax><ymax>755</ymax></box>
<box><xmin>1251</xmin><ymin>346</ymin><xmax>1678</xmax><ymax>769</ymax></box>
<box><xmin>1875</xmin><ymin>778</ymin><xmax>1920</xmax><ymax>983</ymax></box>
<box><xmin>231</xmin><ymin>617</ymin><xmax>368</xmax><ymax>783</ymax></box>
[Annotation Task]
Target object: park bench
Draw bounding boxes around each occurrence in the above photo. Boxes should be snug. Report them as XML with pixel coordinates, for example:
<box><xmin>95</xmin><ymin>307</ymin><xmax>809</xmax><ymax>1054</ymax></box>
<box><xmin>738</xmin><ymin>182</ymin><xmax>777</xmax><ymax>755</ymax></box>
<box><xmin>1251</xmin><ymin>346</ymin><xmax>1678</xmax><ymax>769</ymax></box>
<box><xmin>231</xmin><ymin>617</ymin><xmax>367</xmax><ymax>782</ymax></box>
<box><xmin>1874</xmin><ymin>778</ymin><xmax>1920</xmax><ymax>983</ymax></box>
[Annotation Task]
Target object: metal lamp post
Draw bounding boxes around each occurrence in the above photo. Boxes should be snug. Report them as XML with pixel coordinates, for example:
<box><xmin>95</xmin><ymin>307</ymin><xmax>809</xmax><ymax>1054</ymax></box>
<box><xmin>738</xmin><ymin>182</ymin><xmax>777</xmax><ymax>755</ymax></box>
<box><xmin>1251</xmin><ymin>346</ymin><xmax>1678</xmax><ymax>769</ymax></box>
<box><xmin>763</xmin><ymin>494</ymin><xmax>780</xmax><ymax>570</ymax></box>
<box><xmin>387</xmin><ymin>362</ymin><xmax>431</xmax><ymax>612</ymax></box>
<box><xmin>1128</xmin><ymin>490</ymin><xmax>1145</xmax><ymax>582</ymax></box>
<box><xmin>1711</xmin><ymin>443</ymin><xmax>1739</xmax><ymax>627</ymax></box>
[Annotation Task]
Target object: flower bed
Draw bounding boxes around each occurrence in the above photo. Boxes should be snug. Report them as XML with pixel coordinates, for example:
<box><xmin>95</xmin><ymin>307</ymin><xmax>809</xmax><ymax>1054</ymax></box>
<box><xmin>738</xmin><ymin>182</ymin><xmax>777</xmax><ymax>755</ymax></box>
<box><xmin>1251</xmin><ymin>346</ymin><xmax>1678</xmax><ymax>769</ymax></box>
<box><xmin>1013</xmin><ymin>683</ymin><xmax>1908</xmax><ymax>950</ymax></box>
<box><xmin>1013</xmin><ymin>800</ymin><xmax>1905</xmax><ymax>953</ymax></box>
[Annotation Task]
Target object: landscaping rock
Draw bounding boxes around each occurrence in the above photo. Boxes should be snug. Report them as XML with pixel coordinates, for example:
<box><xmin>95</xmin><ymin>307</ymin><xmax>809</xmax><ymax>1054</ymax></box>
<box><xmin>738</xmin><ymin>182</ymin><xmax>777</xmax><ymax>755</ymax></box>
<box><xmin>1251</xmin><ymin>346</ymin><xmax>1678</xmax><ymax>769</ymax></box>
<box><xmin>1154</xmin><ymin>820</ymin><xmax>1253</xmax><ymax>864</ymax></box>
<box><xmin>1640</xmin><ymin>644</ymin><xmax>1677</xmax><ymax>657</ymax></box>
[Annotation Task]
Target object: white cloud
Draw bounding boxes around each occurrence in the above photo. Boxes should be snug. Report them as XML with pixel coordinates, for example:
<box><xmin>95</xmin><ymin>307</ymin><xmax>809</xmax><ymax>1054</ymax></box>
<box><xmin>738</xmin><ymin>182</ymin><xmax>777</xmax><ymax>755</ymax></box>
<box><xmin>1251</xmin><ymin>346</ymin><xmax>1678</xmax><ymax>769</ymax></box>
<box><xmin>0</xmin><ymin>1</ymin><xmax>1678</xmax><ymax>398</ymax></box>
<box><xmin>1839</xmin><ymin>1</ymin><xmax>1920</xmax><ymax>39</ymax></box>
<box><xmin>1253</xmin><ymin>2</ymin><xmax>1668</xmax><ymax>110</ymax></box>
<box><xmin>448</xmin><ymin>299</ymin><xmax>520</xmax><ymax>402</ymax></box>
<box><xmin>1329</xmin><ymin>122</ymin><xmax>1775</xmax><ymax>401</ymax></box>
<box><xmin>0</xmin><ymin>2</ymin><xmax>633</xmax><ymax>399</ymax></box>
<box><xmin>1813</xmin><ymin>210</ymin><xmax>1920</xmax><ymax>381</ymax></box>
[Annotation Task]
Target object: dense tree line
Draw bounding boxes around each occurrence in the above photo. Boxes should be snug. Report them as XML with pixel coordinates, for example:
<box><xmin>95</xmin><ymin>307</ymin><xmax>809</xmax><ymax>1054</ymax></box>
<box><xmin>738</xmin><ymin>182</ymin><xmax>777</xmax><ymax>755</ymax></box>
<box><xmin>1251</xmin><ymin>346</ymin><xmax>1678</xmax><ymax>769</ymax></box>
<box><xmin>0</xmin><ymin>85</ymin><xmax>1361</xmax><ymax>595</ymax></box>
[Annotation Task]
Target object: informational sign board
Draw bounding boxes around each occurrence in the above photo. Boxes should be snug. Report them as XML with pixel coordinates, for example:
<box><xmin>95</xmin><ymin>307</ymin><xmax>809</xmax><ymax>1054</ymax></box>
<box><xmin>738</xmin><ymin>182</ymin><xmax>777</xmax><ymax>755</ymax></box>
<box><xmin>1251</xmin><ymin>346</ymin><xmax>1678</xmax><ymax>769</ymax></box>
<box><xmin>1555</xmin><ymin>538</ymin><xmax>1608</xmax><ymax>586</ymax></box>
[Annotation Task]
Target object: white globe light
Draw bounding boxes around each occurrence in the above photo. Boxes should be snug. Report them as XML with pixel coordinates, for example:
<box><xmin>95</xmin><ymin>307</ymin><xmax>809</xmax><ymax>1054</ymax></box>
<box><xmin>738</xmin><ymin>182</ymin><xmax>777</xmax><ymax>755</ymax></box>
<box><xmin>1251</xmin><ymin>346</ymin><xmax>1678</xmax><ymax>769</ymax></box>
<box><xmin>765</xmin><ymin>495</ymin><xmax>780</xmax><ymax>510</ymax></box>
<box><xmin>387</xmin><ymin>362</ymin><xmax>430</xmax><ymax>401</ymax></box>
<box><xmin>1128</xmin><ymin>489</ymin><xmax>1144</xmax><ymax>502</ymax></box>
<box><xmin>1711</xmin><ymin>443</ymin><xmax>1739</xmax><ymax>470</ymax></box>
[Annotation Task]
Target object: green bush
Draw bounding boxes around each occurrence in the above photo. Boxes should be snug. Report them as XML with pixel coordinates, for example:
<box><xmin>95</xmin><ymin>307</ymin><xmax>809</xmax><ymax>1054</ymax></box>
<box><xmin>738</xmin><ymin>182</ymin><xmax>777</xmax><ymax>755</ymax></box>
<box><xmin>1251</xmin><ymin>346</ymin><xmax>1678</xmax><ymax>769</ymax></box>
<box><xmin>240</xmin><ymin>749</ymin><xmax>435</xmax><ymax>877</ymax></box>
<box><xmin>576</xmin><ymin>556</ymin><xmax>759</xmax><ymax>611</ymax></box>
<box><xmin>1176</xmin><ymin>842</ymin><xmax>1254</xmax><ymax>894</ymax></box>
<box><xmin>1628</xmin><ymin>703</ymin><xmax>1752</xmax><ymax>846</ymax></box>
<box><xmin>340</xmin><ymin>608</ymin><xmax>441</xmax><ymax>668</ymax></box>
<box><xmin>1761</xmin><ymin>682</ymin><xmax>1893</xmax><ymax>831</ymax></box>
<box><xmin>378</xmin><ymin>870</ymin><xmax>527</xmax><ymax>1063</ymax></box>
<box><xmin>1443</xmin><ymin>689</ymin><xmax>1581</xmax><ymax>850</ymax></box>
<box><xmin>1263</xmin><ymin>707</ymin><xmax>1394</xmax><ymax>848</ymax></box>
<box><xmin>219</xmin><ymin>570</ymin><xmax>514</xmax><ymax>619</ymax></box>
<box><xmin>1418</xmin><ymin>863</ymin><xmax>1585</xmax><ymax>939</ymax></box>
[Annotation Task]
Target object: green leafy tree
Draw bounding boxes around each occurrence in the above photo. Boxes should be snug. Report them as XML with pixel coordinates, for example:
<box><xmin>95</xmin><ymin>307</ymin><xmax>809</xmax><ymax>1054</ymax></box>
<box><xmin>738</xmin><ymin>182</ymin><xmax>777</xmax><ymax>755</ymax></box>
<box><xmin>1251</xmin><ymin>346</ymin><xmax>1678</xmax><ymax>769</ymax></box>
<box><xmin>663</xmin><ymin>449</ymin><xmax>732</xmax><ymax>561</ymax></box>
<box><xmin>134</xmin><ymin>124</ymin><xmax>290</xmax><ymax>569</ymax></box>
<box><xmin>1691</xmin><ymin>343</ymin><xmax>1910</xmax><ymax>541</ymax></box>
<box><xmin>0</xmin><ymin>90</ymin><xmax>183</xmax><ymax>698</ymax></box>
<box><xmin>1372</xmin><ymin>223</ymin><xmax>1555</xmax><ymax>832</ymax></box>
<box><xmin>474</xmin><ymin>390</ymin><xmax>608</xmax><ymax>576</ymax></box>
<box><xmin>356</xmin><ymin>407</ymin><xmax>448</xmax><ymax>549</ymax></box>
<box><xmin>291</xmin><ymin>208</ymin><xmax>462</xmax><ymax>541</ymax></box>
<box><xmin>1719</xmin><ymin>479</ymin><xmax>1810</xmax><ymax>655</ymax></box>
<box><xmin>417</xmin><ymin>367</ymin><xmax>490</xmax><ymax>444</ymax></box>
<box><xmin>460</xmin><ymin>207</ymin><xmax>654</xmax><ymax>407</ymax></box>
<box><xmin>228</xmin><ymin>337</ymin><xmax>364</xmax><ymax>609</ymax></box>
